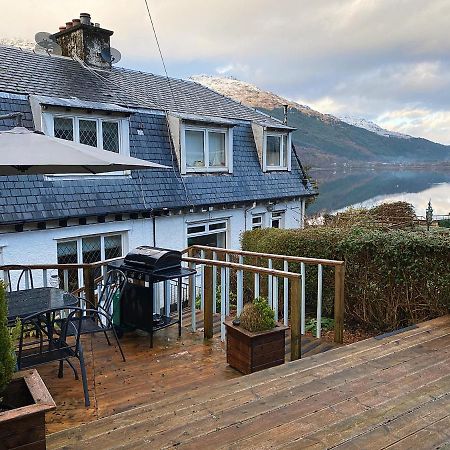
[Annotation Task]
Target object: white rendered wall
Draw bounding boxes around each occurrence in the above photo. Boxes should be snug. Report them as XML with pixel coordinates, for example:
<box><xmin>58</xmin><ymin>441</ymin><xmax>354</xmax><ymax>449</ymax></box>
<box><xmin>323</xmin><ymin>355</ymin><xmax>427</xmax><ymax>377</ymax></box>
<box><xmin>0</xmin><ymin>199</ymin><xmax>303</xmax><ymax>270</ymax></box>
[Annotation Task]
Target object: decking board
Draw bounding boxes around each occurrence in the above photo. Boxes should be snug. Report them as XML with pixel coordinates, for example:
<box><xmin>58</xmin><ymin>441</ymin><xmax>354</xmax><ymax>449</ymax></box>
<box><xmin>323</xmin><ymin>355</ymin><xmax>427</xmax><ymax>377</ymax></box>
<box><xmin>47</xmin><ymin>315</ymin><xmax>450</xmax><ymax>449</ymax></box>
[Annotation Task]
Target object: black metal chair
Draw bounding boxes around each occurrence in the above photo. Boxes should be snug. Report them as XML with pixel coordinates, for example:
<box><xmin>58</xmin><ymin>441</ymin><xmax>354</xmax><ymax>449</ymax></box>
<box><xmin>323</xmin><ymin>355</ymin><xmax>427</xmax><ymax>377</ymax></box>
<box><xmin>75</xmin><ymin>269</ymin><xmax>126</xmax><ymax>362</ymax></box>
<box><xmin>16</xmin><ymin>306</ymin><xmax>91</xmax><ymax>407</ymax></box>
<box><xmin>5</xmin><ymin>265</ymin><xmax>34</xmax><ymax>292</ymax></box>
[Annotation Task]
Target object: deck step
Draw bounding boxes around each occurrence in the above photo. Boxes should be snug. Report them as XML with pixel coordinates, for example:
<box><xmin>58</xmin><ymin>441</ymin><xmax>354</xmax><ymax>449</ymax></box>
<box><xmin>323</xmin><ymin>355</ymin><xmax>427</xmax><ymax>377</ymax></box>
<box><xmin>47</xmin><ymin>316</ymin><xmax>450</xmax><ymax>449</ymax></box>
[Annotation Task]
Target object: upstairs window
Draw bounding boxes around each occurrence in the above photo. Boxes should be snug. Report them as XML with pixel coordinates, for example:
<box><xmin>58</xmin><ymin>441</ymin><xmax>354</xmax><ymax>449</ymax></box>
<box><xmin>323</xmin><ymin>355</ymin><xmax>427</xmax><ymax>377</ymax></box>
<box><xmin>182</xmin><ymin>125</ymin><xmax>233</xmax><ymax>174</ymax></box>
<box><xmin>52</xmin><ymin>116</ymin><xmax>122</xmax><ymax>153</ymax></box>
<box><xmin>265</xmin><ymin>132</ymin><xmax>290</xmax><ymax>170</ymax></box>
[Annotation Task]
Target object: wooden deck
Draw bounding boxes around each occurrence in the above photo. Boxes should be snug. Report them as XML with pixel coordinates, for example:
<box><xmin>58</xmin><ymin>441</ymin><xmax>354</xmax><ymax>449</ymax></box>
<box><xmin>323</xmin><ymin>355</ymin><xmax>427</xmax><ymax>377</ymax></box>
<box><xmin>38</xmin><ymin>311</ymin><xmax>338</xmax><ymax>435</ymax></box>
<box><xmin>47</xmin><ymin>315</ymin><xmax>450</xmax><ymax>449</ymax></box>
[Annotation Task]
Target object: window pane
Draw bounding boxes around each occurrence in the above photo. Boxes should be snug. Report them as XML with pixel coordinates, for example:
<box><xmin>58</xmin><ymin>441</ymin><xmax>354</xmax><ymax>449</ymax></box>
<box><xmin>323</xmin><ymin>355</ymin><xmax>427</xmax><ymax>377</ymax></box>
<box><xmin>282</xmin><ymin>134</ymin><xmax>288</xmax><ymax>167</ymax></box>
<box><xmin>209</xmin><ymin>222</ymin><xmax>226</xmax><ymax>231</ymax></box>
<box><xmin>57</xmin><ymin>240</ymin><xmax>79</xmax><ymax>291</ymax></box>
<box><xmin>82</xmin><ymin>236</ymin><xmax>101</xmax><ymax>264</ymax></box>
<box><xmin>208</xmin><ymin>132</ymin><xmax>226</xmax><ymax>167</ymax></box>
<box><xmin>187</xmin><ymin>232</ymin><xmax>226</xmax><ymax>248</ymax></box>
<box><xmin>186</xmin><ymin>130</ymin><xmax>205</xmax><ymax>168</ymax></box>
<box><xmin>187</xmin><ymin>225</ymin><xmax>206</xmax><ymax>235</ymax></box>
<box><xmin>54</xmin><ymin>117</ymin><xmax>74</xmax><ymax>141</ymax></box>
<box><xmin>266</xmin><ymin>135</ymin><xmax>281</xmax><ymax>166</ymax></box>
<box><xmin>104</xmin><ymin>235</ymin><xmax>122</xmax><ymax>260</ymax></box>
<box><xmin>102</xmin><ymin>121</ymin><xmax>120</xmax><ymax>153</ymax></box>
<box><xmin>79</xmin><ymin>119</ymin><xmax>97</xmax><ymax>147</ymax></box>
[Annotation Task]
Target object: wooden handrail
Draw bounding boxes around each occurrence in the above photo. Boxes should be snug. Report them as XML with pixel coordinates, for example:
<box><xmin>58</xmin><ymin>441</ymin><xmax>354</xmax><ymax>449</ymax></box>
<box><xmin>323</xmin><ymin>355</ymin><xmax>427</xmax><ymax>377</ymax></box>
<box><xmin>184</xmin><ymin>255</ymin><xmax>302</xmax><ymax>361</ymax></box>
<box><xmin>183</xmin><ymin>245</ymin><xmax>344</xmax><ymax>267</ymax></box>
<box><xmin>183</xmin><ymin>256</ymin><xmax>301</xmax><ymax>280</ymax></box>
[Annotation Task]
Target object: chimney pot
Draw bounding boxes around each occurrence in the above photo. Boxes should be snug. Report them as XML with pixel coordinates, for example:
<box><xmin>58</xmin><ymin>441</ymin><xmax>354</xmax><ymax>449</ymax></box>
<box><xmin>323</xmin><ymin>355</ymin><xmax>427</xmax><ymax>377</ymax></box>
<box><xmin>59</xmin><ymin>26</ymin><xmax>66</xmax><ymax>32</ymax></box>
<box><xmin>79</xmin><ymin>13</ymin><xmax>91</xmax><ymax>25</ymax></box>
<box><xmin>72</xmin><ymin>18</ymin><xmax>81</xmax><ymax>26</ymax></box>
<box><xmin>65</xmin><ymin>21</ymin><xmax>73</xmax><ymax>29</ymax></box>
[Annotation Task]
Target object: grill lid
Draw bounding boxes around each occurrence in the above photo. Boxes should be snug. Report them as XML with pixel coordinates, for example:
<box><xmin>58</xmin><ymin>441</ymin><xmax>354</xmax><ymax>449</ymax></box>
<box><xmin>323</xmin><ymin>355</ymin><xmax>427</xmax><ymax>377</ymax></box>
<box><xmin>123</xmin><ymin>246</ymin><xmax>181</xmax><ymax>273</ymax></box>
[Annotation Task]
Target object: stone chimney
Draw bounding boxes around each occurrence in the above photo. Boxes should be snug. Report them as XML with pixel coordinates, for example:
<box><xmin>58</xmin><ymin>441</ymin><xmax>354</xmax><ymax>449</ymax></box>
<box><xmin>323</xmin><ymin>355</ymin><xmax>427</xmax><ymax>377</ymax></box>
<box><xmin>52</xmin><ymin>13</ymin><xmax>114</xmax><ymax>69</ymax></box>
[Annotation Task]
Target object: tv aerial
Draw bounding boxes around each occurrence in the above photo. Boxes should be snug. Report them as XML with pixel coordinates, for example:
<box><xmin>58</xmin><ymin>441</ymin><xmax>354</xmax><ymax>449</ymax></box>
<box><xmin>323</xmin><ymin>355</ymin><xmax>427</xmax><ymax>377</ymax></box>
<box><xmin>34</xmin><ymin>32</ymin><xmax>62</xmax><ymax>56</ymax></box>
<box><xmin>100</xmin><ymin>47</ymin><xmax>122</xmax><ymax>64</ymax></box>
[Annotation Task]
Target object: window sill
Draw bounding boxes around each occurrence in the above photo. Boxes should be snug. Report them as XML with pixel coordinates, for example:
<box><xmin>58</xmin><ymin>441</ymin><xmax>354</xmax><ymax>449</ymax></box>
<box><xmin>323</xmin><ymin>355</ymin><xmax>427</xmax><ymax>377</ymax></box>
<box><xmin>265</xmin><ymin>166</ymin><xmax>289</xmax><ymax>172</ymax></box>
<box><xmin>184</xmin><ymin>168</ymin><xmax>230</xmax><ymax>174</ymax></box>
<box><xmin>44</xmin><ymin>171</ymin><xmax>132</xmax><ymax>181</ymax></box>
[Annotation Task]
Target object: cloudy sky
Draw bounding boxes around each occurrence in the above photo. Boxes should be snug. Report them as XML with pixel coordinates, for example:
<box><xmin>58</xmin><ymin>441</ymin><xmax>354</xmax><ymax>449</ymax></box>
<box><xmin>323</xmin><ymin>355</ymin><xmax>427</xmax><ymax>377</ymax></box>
<box><xmin>2</xmin><ymin>0</ymin><xmax>450</xmax><ymax>144</ymax></box>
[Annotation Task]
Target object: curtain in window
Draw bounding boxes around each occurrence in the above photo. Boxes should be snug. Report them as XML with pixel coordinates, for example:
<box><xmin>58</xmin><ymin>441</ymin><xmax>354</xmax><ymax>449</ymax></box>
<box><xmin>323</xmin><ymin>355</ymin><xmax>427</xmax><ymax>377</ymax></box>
<box><xmin>186</xmin><ymin>130</ymin><xmax>205</xmax><ymax>167</ymax></box>
<box><xmin>266</xmin><ymin>135</ymin><xmax>281</xmax><ymax>166</ymax></box>
<box><xmin>208</xmin><ymin>132</ymin><xmax>226</xmax><ymax>167</ymax></box>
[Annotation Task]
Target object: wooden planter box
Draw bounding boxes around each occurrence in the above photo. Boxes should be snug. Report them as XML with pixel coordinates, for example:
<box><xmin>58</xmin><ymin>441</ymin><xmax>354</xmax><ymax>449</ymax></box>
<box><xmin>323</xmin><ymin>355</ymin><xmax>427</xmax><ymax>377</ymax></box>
<box><xmin>0</xmin><ymin>369</ymin><xmax>56</xmax><ymax>450</ymax></box>
<box><xmin>225</xmin><ymin>320</ymin><xmax>289</xmax><ymax>374</ymax></box>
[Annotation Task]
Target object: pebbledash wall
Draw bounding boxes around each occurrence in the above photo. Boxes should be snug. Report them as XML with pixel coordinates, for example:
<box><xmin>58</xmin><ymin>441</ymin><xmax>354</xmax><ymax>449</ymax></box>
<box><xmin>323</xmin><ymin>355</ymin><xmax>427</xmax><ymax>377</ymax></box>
<box><xmin>0</xmin><ymin>200</ymin><xmax>303</xmax><ymax>267</ymax></box>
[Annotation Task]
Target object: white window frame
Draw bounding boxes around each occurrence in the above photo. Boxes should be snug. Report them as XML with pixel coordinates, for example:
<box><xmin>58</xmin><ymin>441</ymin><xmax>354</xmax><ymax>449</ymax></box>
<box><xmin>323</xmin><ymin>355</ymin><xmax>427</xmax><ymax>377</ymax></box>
<box><xmin>271</xmin><ymin>210</ymin><xmax>285</xmax><ymax>229</ymax></box>
<box><xmin>56</xmin><ymin>231</ymin><xmax>128</xmax><ymax>287</ymax></box>
<box><xmin>263</xmin><ymin>131</ymin><xmax>292</xmax><ymax>172</ymax></box>
<box><xmin>42</xmin><ymin>111</ymin><xmax>130</xmax><ymax>177</ymax></box>
<box><xmin>251</xmin><ymin>213</ymin><xmax>265</xmax><ymax>230</ymax></box>
<box><xmin>180</xmin><ymin>123</ymin><xmax>233</xmax><ymax>175</ymax></box>
<box><xmin>186</xmin><ymin>219</ymin><xmax>229</xmax><ymax>247</ymax></box>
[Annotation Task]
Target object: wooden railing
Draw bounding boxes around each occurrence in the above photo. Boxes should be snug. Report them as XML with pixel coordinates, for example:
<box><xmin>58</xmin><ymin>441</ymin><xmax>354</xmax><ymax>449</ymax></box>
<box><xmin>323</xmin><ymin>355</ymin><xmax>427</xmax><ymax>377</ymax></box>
<box><xmin>2</xmin><ymin>244</ymin><xmax>345</xmax><ymax>353</ymax></box>
<box><xmin>183</xmin><ymin>245</ymin><xmax>345</xmax><ymax>344</ymax></box>
<box><xmin>183</xmin><ymin>254</ymin><xmax>303</xmax><ymax>361</ymax></box>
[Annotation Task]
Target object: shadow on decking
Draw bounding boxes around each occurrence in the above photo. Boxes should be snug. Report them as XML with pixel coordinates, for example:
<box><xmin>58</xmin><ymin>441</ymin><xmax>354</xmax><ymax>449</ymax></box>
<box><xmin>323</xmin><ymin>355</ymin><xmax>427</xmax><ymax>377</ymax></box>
<box><xmin>39</xmin><ymin>310</ymin><xmax>339</xmax><ymax>435</ymax></box>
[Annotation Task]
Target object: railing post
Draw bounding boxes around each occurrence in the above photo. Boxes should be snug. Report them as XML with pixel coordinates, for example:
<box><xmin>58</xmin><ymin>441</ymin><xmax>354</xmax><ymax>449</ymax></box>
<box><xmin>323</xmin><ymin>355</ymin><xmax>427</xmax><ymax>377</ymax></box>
<box><xmin>221</xmin><ymin>267</ymin><xmax>226</xmax><ymax>341</ymax></box>
<box><xmin>83</xmin><ymin>266</ymin><xmax>96</xmax><ymax>308</ymax></box>
<box><xmin>203</xmin><ymin>265</ymin><xmax>214</xmax><ymax>340</ymax></box>
<box><xmin>300</xmin><ymin>262</ymin><xmax>306</xmax><ymax>334</ymax></box>
<box><xmin>268</xmin><ymin>258</ymin><xmax>273</xmax><ymax>309</ymax></box>
<box><xmin>290</xmin><ymin>275</ymin><xmax>302</xmax><ymax>361</ymax></box>
<box><xmin>316</xmin><ymin>264</ymin><xmax>323</xmax><ymax>338</ymax></box>
<box><xmin>237</xmin><ymin>255</ymin><xmax>243</xmax><ymax>315</ymax></box>
<box><xmin>283</xmin><ymin>260</ymin><xmax>289</xmax><ymax>326</ymax></box>
<box><xmin>212</xmin><ymin>251</ymin><xmax>218</xmax><ymax>313</ymax></box>
<box><xmin>334</xmin><ymin>263</ymin><xmax>345</xmax><ymax>344</ymax></box>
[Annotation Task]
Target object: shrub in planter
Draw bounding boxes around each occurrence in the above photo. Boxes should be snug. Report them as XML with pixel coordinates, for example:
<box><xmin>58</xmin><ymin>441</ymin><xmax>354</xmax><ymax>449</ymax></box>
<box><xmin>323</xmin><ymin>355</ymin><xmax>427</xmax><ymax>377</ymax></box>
<box><xmin>225</xmin><ymin>298</ymin><xmax>287</xmax><ymax>374</ymax></box>
<box><xmin>0</xmin><ymin>281</ymin><xmax>56</xmax><ymax>449</ymax></box>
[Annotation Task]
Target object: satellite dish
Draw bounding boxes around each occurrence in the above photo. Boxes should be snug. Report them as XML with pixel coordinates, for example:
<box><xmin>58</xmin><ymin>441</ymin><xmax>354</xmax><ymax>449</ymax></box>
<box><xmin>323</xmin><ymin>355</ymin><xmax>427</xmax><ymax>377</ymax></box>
<box><xmin>100</xmin><ymin>47</ymin><xmax>121</xmax><ymax>64</ymax></box>
<box><xmin>34</xmin><ymin>31</ymin><xmax>62</xmax><ymax>56</ymax></box>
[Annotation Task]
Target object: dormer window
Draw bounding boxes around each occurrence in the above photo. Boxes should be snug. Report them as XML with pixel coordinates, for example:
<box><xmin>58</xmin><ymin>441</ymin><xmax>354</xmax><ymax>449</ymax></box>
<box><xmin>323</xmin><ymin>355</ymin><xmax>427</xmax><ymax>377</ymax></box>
<box><xmin>265</xmin><ymin>132</ymin><xmax>291</xmax><ymax>170</ymax></box>
<box><xmin>185</xmin><ymin>128</ymin><xmax>226</xmax><ymax>170</ymax></box>
<box><xmin>52</xmin><ymin>115</ymin><xmax>123</xmax><ymax>154</ymax></box>
<box><xmin>251</xmin><ymin>123</ymin><xmax>292</xmax><ymax>172</ymax></box>
<box><xmin>181</xmin><ymin>124</ymin><xmax>233</xmax><ymax>174</ymax></box>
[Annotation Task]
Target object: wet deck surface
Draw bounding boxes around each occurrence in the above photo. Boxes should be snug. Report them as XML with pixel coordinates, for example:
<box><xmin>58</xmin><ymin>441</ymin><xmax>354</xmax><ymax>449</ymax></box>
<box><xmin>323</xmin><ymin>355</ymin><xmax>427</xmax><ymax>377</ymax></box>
<box><xmin>47</xmin><ymin>315</ymin><xmax>450</xmax><ymax>449</ymax></box>
<box><xmin>39</xmin><ymin>311</ymin><xmax>338</xmax><ymax>435</ymax></box>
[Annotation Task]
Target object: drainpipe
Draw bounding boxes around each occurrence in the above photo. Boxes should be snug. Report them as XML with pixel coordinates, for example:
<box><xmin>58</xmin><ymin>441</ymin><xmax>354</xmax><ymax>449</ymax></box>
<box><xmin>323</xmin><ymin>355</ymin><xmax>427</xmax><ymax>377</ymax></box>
<box><xmin>244</xmin><ymin>202</ymin><xmax>257</xmax><ymax>231</ymax></box>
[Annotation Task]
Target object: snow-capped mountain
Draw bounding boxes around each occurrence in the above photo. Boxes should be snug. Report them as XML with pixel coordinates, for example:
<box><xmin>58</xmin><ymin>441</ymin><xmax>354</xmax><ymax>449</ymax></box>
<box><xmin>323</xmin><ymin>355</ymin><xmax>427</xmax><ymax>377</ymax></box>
<box><xmin>338</xmin><ymin>115</ymin><xmax>411</xmax><ymax>139</ymax></box>
<box><xmin>191</xmin><ymin>75</ymin><xmax>449</xmax><ymax>165</ymax></box>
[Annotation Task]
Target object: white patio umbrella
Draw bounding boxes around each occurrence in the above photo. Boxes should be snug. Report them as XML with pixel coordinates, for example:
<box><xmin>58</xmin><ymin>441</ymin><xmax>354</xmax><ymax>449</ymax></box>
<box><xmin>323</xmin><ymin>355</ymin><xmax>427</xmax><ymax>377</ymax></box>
<box><xmin>0</xmin><ymin>126</ymin><xmax>168</xmax><ymax>175</ymax></box>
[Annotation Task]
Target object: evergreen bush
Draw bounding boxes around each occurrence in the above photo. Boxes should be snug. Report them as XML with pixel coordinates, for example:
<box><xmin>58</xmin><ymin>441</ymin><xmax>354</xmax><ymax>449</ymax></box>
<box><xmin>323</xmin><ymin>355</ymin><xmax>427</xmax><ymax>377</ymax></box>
<box><xmin>0</xmin><ymin>281</ymin><xmax>19</xmax><ymax>394</ymax></box>
<box><xmin>242</xmin><ymin>227</ymin><xmax>450</xmax><ymax>332</ymax></box>
<box><xmin>239</xmin><ymin>297</ymin><xmax>275</xmax><ymax>332</ymax></box>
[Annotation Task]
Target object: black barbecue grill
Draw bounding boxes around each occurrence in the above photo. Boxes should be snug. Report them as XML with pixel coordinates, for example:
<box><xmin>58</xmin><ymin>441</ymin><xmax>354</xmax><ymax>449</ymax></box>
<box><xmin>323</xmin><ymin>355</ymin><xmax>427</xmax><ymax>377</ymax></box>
<box><xmin>108</xmin><ymin>246</ymin><xmax>196</xmax><ymax>347</ymax></box>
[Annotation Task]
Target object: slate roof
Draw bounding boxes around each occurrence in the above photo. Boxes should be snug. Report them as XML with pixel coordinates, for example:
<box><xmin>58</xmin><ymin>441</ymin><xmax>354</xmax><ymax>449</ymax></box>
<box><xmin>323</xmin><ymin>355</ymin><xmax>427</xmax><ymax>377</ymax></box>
<box><xmin>0</xmin><ymin>46</ymin><xmax>288</xmax><ymax>128</ymax></box>
<box><xmin>0</xmin><ymin>45</ymin><xmax>315</xmax><ymax>224</ymax></box>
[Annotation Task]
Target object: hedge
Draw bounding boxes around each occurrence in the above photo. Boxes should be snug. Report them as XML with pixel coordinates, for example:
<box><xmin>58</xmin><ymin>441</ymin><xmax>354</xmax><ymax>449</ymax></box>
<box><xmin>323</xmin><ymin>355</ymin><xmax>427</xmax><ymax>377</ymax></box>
<box><xmin>241</xmin><ymin>227</ymin><xmax>450</xmax><ymax>332</ymax></box>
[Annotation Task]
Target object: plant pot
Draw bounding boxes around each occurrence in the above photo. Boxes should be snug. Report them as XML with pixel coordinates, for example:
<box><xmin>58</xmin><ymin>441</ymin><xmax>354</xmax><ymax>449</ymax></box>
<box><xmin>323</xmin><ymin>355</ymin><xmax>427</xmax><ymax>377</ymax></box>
<box><xmin>224</xmin><ymin>319</ymin><xmax>289</xmax><ymax>375</ymax></box>
<box><xmin>0</xmin><ymin>369</ymin><xmax>55</xmax><ymax>450</ymax></box>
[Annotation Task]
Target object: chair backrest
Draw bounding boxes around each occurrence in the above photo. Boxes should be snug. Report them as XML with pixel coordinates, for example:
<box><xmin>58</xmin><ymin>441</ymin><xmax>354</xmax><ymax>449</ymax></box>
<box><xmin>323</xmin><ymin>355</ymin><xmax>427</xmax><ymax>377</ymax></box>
<box><xmin>97</xmin><ymin>269</ymin><xmax>126</xmax><ymax>314</ymax></box>
<box><xmin>5</xmin><ymin>265</ymin><xmax>34</xmax><ymax>292</ymax></box>
<box><xmin>17</xmin><ymin>306</ymin><xmax>83</xmax><ymax>370</ymax></box>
